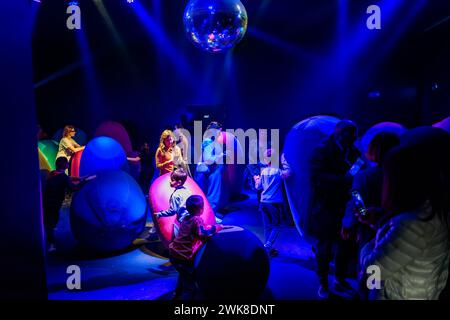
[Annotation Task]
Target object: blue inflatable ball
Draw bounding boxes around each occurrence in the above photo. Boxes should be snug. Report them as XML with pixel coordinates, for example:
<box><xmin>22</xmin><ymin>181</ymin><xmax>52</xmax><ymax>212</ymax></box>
<box><xmin>70</xmin><ymin>170</ymin><xmax>147</xmax><ymax>252</ymax></box>
<box><xmin>194</xmin><ymin>226</ymin><xmax>270</xmax><ymax>299</ymax></box>
<box><xmin>80</xmin><ymin>136</ymin><xmax>127</xmax><ymax>177</ymax></box>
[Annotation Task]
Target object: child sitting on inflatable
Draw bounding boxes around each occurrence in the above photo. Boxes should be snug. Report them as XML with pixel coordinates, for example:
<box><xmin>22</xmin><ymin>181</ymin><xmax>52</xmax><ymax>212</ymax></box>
<box><xmin>155</xmin><ymin>168</ymin><xmax>192</xmax><ymax>238</ymax></box>
<box><xmin>169</xmin><ymin>195</ymin><xmax>222</xmax><ymax>300</ymax></box>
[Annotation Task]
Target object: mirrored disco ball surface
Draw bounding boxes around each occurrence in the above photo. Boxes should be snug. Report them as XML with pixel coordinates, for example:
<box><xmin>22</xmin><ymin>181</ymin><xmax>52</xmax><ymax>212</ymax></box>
<box><xmin>184</xmin><ymin>0</ymin><xmax>248</xmax><ymax>53</ymax></box>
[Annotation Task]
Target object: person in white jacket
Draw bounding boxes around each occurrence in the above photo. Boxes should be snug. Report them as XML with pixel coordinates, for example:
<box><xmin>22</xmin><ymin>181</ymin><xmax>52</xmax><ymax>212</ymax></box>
<box><xmin>359</xmin><ymin>128</ymin><xmax>450</xmax><ymax>300</ymax></box>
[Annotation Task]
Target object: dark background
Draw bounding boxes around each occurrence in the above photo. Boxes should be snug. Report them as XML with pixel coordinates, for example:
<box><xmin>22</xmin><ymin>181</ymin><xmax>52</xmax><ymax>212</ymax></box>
<box><xmin>32</xmin><ymin>0</ymin><xmax>450</xmax><ymax>149</ymax></box>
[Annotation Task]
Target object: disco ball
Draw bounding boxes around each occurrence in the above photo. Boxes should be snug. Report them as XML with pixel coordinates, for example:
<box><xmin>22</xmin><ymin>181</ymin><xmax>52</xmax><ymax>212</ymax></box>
<box><xmin>184</xmin><ymin>0</ymin><xmax>248</xmax><ymax>53</ymax></box>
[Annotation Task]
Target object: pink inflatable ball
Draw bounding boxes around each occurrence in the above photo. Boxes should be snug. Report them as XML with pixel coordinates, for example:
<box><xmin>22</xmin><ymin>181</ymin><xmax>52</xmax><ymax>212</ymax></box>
<box><xmin>53</xmin><ymin>127</ymin><xmax>88</xmax><ymax>146</ymax></box>
<box><xmin>70</xmin><ymin>150</ymin><xmax>83</xmax><ymax>178</ymax></box>
<box><xmin>95</xmin><ymin>121</ymin><xmax>133</xmax><ymax>155</ymax></box>
<box><xmin>360</xmin><ymin>122</ymin><xmax>408</xmax><ymax>156</ymax></box>
<box><xmin>149</xmin><ymin>173</ymin><xmax>216</xmax><ymax>248</ymax></box>
<box><xmin>79</xmin><ymin>136</ymin><xmax>127</xmax><ymax>177</ymax></box>
<box><xmin>283</xmin><ymin>115</ymin><xmax>341</xmax><ymax>236</ymax></box>
<box><xmin>433</xmin><ymin>117</ymin><xmax>450</xmax><ymax>133</ymax></box>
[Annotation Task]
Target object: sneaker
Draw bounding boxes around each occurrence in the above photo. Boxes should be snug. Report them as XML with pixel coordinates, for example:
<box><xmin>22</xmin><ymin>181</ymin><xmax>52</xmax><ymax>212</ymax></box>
<box><xmin>317</xmin><ymin>285</ymin><xmax>329</xmax><ymax>300</ymax></box>
<box><xmin>215</xmin><ymin>213</ymin><xmax>224</xmax><ymax>219</ymax></box>
<box><xmin>215</xmin><ymin>217</ymin><xmax>223</xmax><ymax>224</ymax></box>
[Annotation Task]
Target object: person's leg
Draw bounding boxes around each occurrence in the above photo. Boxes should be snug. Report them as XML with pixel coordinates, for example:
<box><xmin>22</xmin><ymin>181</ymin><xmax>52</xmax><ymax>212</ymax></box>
<box><xmin>43</xmin><ymin>206</ymin><xmax>60</xmax><ymax>247</ymax></box>
<box><xmin>195</xmin><ymin>171</ymin><xmax>208</xmax><ymax>193</ymax></box>
<box><xmin>260</xmin><ymin>203</ymin><xmax>273</xmax><ymax>246</ymax></box>
<box><xmin>333</xmin><ymin>238</ymin><xmax>358</xmax><ymax>296</ymax></box>
<box><xmin>207</xmin><ymin>166</ymin><xmax>223</xmax><ymax>213</ymax></box>
<box><xmin>315</xmin><ymin>237</ymin><xmax>333</xmax><ymax>288</ymax></box>
<box><xmin>181</xmin><ymin>263</ymin><xmax>196</xmax><ymax>300</ymax></box>
<box><xmin>174</xmin><ymin>260</ymin><xmax>196</xmax><ymax>300</ymax></box>
<box><xmin>266</xmin><ymin>204</ymin><xmax>282</xmax><ymax>248</ymax></box>
<box><xmin>173</xmin><ymin>223</ymin><xmax>180</xmax><ymax>239</ymax></box>
<box><xmin>44</xmin><ymin>224</ymin><xmax>55</xmax><ymax>245</ymax></box>
<box><xmin>170</xmin><ymin>258</ymin><xmax>186</xmax><ymax>299</ymax></box>
<box><xmin>335</xmin><ymin>237</ymin><xmax>357</xmax><ymax>282</ymax></box>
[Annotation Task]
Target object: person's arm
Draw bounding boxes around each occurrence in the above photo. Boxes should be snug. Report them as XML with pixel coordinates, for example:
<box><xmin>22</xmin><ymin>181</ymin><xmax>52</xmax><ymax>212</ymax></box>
<box><xmin>342</xmin><ymin>173</ymin><xmax>365</xmax><ymax>230</ymax></box>
<box><xmin>360</xmin><ymin>219</ymin><xmax>422</xmax><ymax>279</ymax></box>
<box><xmin>196</xmin><ymin>219</ymin><xmax>222</xmax><ymax>239</ymax></box>
<box><xmin>67</xmin><ymin>174</ymin><xmax>96</xmax><ymax>191</ymax></box>
<box><xmin>66</xmin><ymin>175</ymin><xmax>82</xmax><ymax>191</ymax></box>
<box><xmin>68</xmin><ymin>145</ymin><xmax>83</xmax><ymax>153</ymax></box>
<box><xmin>174</xmin><ymin>146</ymin><xmax>185</xmax><ymax>165</ymax></box>
<box><xmin>342</xmin><ymin>200</ymin><xmax>357</xmax><ymax>229</ymax></box>
<box><xmin>156</xmin><ymin>193</ymin><xmax>180</xmax><ymax>218</ymax></box>
<box><xmin>73</xmin><ymin>140</ymin><xmax>81</xmax><ymax>148</ymax></box>
<box><xmin>180</xmin><ymin>135</ymin><xmax>189</xmax><ymax>162</ymax></box>
<box><xmin>203</xmin><ymin>141</ymin><xmax>224</xmax><ymax>165</ymax></box>
<box><xmin>127</xmin><ymin>157</ymin><xmax>141</xmax><ymax>162</ymax></box>
<box><xmin>254</xmin><ymin>174</ymin><xmax>263</xmax><ymax>190</ymax></box>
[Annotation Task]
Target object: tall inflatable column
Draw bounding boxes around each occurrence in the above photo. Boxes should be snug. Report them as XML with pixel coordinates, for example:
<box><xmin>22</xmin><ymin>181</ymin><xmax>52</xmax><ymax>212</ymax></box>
<box><xmin>0</xmin><ymin>1</ymin><xmax>47</xmax><ymax>299</ymax></box>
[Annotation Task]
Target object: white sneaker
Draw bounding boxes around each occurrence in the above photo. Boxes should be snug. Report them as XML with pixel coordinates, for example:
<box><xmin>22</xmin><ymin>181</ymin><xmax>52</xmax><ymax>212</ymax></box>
<box><xmin>215</xmin><ymin>217</ymin><xmax>223</xmax><ymax>224</ymax></box>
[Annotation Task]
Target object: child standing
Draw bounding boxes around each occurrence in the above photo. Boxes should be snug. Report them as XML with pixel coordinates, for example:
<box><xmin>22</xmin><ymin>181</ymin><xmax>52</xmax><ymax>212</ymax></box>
<box><xmin>155</xmin><ymin>168</ymin><xmax>192</xmax><ymax>238</ymax></box>
<box><xmin>254</xmin><ymin>149</ymin><xmax>291</xmax><ymax>257</ymax></box>
<box><xmin>43</xmin><ymin>157</ymin><xmax>92</xmax><ymax>252</ymax></box>
<box><xmin>169</xmin><ymin>195</ymin><xmax>222</xmax><ymax>300</ymax></box>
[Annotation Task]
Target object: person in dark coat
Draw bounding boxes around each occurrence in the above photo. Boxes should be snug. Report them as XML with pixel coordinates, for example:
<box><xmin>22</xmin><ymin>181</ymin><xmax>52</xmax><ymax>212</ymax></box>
<box><xmin>43</xmin><ymin>157</ymin><xmax>93</xmax><ymax>252</ymax></box>
<box><xmin>308</xmin><ymin>120</ymin><xmax>362</xmax><ymax>299</ymax></box>
<box><xmin>138</xmin><ymin>142</ymin><xmax>153</xmax><ymax>194</ymax></box>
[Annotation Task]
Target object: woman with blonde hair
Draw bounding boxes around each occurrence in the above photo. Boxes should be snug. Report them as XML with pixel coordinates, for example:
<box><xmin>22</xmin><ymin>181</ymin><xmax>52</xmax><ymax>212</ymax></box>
<box><xmin>56</xmin><ymin>125</ymin><xmax>85</xmax><ymax>162</ymax></box>
<box><xmin>155</xmin><ymin>129</ymin><xmax>189</xmax><ymax>176</ymax></box>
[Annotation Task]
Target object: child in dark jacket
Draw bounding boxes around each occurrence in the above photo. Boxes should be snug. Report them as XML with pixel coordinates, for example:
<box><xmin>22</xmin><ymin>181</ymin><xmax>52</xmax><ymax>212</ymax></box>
<box><xmin>43</xmin><ymin>157</ymin><xmax>93</xmax><ymax>252</ymax></box>
<box><xmin>169</xmin><ymin>195</ymin><xmax>222</xmax><ymax>300</ymax></box>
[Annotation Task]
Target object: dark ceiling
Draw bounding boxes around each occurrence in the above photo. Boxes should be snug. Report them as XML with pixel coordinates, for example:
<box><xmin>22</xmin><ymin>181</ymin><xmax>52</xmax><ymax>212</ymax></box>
<box><xmin>32</xmin><ymin>0</ymin><xmax>450</xmax><ymax>146</ymax></box>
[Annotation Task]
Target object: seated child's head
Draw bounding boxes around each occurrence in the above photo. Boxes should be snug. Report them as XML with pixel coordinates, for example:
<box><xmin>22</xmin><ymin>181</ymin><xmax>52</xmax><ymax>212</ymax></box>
<box><xmin>170</xmin><ymin>168</ymin><xmax>188</xmax><ymax>188</ymax></box>
<box><xmin>55</xmin><ymin>157</ymin><xmax>69</xmax><ymax>171</ymax></box>
<box><xmin>186</xmin><ymin>195</ymin><xmax>204</xmax><ymax>216</ymax></box>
